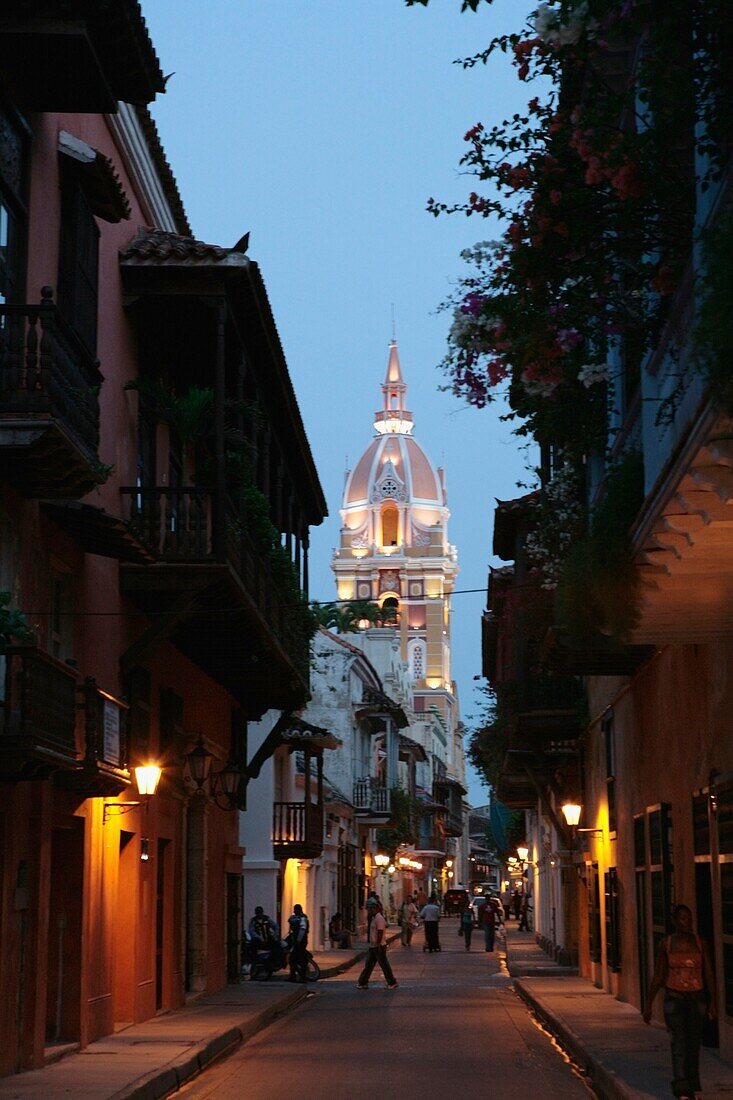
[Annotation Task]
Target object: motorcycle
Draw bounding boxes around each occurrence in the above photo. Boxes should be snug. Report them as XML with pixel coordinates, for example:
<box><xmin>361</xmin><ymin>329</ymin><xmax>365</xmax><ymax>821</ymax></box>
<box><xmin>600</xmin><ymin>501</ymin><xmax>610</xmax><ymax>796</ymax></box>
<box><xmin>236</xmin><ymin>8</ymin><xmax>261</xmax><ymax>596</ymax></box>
<box><xmin>241</xmin><ymin>932</ymin><xmax>321</xmax><ymax>982</ymax></box>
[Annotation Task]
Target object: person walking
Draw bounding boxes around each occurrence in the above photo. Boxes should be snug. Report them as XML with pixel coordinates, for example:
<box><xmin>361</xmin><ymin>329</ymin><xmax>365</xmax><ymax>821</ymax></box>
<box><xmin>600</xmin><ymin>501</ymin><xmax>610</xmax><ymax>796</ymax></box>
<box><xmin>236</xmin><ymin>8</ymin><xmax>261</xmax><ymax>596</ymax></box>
<box><xmin>365</xmin><ymin>890</ymin><xmax>379</xmax><ymax>940</ymax></box>
<box><xmin>501</xmin><ymin>886</ymin><xmax>512</xmax><ymax>923</ymax></box>
<box><xmin>420</xmin><ymin>894</ymin><xmax>441</xmax><ymax>952</ymax></box>
<box><xmin>643</xmin><ymin>904</ymin><xmax>716</xmax><ymax>1099</ymax></box>
<box><xmin>400</xmin><ymin>894</ymin><xmax>419</xmax><ymax>947</ymax></box>
<box><xmin>519</xmin><ymin>893</ymin><xmax>531</xmax><ymax>932</ymax></box>
<box><xmin>356</xmin><ymin>897</ymin><xmax>398</xmax><ymax>989</ymax></box>
<box><xmin>512</xmin><ymin>889</ymin><xmax>521</xmax><ymax>921</ymax></box>
<box><xmin>460</xmin><ymin>904</ymin><xmax>474</xmax><ymax>951</ymax></box>
<box><xmin>287</xmin><ymin>903</ymin><xmax>310</xmax><ymax>983</ymax></box>
<box><xmin>481</xmin><ymin>893</ymin><xmax>498</xmax><ymax>952</ymax></box>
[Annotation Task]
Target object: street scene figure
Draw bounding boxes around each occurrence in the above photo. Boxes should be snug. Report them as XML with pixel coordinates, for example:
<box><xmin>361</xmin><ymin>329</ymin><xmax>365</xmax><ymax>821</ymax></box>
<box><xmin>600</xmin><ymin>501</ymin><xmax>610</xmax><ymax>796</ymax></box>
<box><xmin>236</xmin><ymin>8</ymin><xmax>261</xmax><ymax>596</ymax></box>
<box><xmin>643</xmin><ymin>905</ymin><xmax>717</xmax><ymax>1099</ymax></box>
<box><xmin>288</xmin><ymin>904</ymin><xmax>310</xmax><ymax>983</ymax></box>
<box><xmin>420</xmin><ymin>895</ymin><xmax>442</xmax><ymax>953</ymax></box>
<box><xmin>248</xmin><ymin>906</ymin><xmax>279</xmax><ymax>947</ymax></box>
<box><xmin>328</xmin><ymin>913</ymin><xmax>351</xmax><ymax>950</ymax></box>
<box><xmin>356</xmin><ymin>898</ymin><xmax>398</xmax><ymax>990</ymax></box>
<box><xmin>460</xmin><ymin>905</ymin><xmax>474</xmax><ymax>951</ymax></box>
<box><xmin>481</xmin><ymin>896</ymin><xmax>499</xmax><ymax>953</ymax></box>
<box><xmin>400</xmin><ymin>895</ymin><xmax>419</xmax><ymax>947</ymax></box>
<box><xmin>518</xmin><ymin>894</ymin><xmax>531</xmax><ymax>932</ymax></box>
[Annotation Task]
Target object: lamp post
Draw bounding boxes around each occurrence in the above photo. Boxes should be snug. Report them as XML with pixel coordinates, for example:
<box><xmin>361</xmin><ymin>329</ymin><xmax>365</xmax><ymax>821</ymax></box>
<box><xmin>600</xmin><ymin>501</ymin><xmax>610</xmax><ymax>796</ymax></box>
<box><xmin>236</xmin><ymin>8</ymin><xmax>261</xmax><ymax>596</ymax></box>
<box><xmin>182</xmin><ymin>735</ymin><xmax>245</xmax><ymax>811</ymax></box>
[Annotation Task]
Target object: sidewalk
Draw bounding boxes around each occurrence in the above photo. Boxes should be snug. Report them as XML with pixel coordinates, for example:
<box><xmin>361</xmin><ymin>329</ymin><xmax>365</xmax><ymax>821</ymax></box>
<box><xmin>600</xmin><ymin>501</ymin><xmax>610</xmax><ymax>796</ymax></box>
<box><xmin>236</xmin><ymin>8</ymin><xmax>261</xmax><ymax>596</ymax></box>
<box><xmin>504</xmin><ymin>927</ymin><xmax>733</xmax><ymax>1099</ymax></box>
<box><xmin>0</xmin><ymin>939</ymin><xmax>378</xmax><ymax>1100</ymax></box>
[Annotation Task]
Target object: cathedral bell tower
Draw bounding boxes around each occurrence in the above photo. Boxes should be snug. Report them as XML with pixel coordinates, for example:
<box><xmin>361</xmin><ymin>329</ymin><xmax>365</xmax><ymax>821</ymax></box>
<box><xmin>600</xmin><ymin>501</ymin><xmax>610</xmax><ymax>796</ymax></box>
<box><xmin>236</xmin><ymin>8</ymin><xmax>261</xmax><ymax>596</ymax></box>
<box><xmin>332</xmin><ymin>341</ymin><xmax>458</xmax><ymax>725</ymax></box>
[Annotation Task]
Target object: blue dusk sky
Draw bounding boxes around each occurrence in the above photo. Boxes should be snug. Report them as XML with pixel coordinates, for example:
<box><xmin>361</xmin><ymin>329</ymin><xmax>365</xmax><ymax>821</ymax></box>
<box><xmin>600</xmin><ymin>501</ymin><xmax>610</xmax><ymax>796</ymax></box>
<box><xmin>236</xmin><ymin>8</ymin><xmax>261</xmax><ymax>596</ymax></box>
<box><xmin>143</xmin><ymin>0</ymin><xmax>537</xmax><ymax>805</ymax></box>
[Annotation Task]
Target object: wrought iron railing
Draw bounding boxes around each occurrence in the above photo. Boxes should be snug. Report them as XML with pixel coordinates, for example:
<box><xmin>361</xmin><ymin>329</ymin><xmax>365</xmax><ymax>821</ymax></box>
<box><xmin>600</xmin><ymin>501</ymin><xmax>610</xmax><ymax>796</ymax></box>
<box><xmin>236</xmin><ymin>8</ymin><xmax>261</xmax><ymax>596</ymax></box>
<box><xmin>353</xmin><ymin>777</ymin><xmax>391</xmax><ymax>814</ymax></box>
<box><xmin>0</xmin><ymin>289</ymin><xmax>101</xmax><ymax>457</ymax></box>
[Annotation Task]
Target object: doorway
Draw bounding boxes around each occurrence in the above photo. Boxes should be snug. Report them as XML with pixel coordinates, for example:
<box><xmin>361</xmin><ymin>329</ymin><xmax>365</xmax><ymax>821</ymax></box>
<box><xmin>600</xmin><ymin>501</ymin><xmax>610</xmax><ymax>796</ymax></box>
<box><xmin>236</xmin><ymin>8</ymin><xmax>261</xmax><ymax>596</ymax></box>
<box><xmin>155</xmin><ymin>838</ymin><xmax>170</xmax><ymax>1011</ymax></box>
<box><xmin>46</xmin><ymin>822</ymin><xmax>83</xmax><ymax>1045</ymax></box>
<box><xmin>114</xmin><ymin>831</ymin><xmax>136</xmax><ymax>1027</ymax></box>
<box><xmin>226</xmin><ymin>873</ymin><xmax>243</xmax><ymax>982</ymax></box>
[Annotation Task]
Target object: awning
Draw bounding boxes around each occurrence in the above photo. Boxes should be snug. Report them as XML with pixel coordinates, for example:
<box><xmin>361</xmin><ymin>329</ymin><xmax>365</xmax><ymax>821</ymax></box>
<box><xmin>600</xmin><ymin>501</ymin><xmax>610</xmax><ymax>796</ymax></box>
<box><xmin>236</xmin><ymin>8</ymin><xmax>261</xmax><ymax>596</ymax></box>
<box><xmin>41</xmin><ymin>501</ymin><xmax>155</xmax><ymax>563</ymax></box>
<box><xmin>59</xmin><ymin>130</ymin><xmax>131</xmax><ymax>223</ymax></box>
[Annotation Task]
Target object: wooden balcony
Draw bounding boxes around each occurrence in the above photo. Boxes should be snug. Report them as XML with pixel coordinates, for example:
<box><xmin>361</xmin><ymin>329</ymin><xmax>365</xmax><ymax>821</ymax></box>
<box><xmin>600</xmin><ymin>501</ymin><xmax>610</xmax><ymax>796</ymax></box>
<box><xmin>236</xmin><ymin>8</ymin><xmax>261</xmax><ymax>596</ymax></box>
<box><xmin>414</xmin><ymin>834</ymin><xmax>446</xmax><ymax>856</ymax></box>
<box><xmin>0</xmin><ymin>292</ymin><xmax>102</xmax><ymax>497</ymax></box>
<box><xmin>0</xmin><ymin>646</ymin><xmax>79</xmax><ymax>779</ymax></box>
<box><xmin>119</xmin><ymin>486</ymin><xmax>310</xmax><ymax>715</ymax></box>
<box><xmin>353</xmin><ymin>777</ymin><xmax>392</xmax><ymax>824</ymax></box>
<box><xmin>272</xmin><ymin>800</ymin><xmax>324</xmax><ymax>861</ymax></box>
<box><xmin>59</xmin><ymin>679</ymin><xmax>130</xmax><ymax>797</ymax></box>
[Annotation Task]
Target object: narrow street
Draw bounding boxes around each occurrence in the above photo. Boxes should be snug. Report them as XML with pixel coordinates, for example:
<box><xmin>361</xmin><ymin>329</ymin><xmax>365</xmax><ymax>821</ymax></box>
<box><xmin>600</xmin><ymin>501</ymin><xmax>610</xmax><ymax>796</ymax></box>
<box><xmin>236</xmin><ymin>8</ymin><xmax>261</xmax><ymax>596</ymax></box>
<box><xmin>178</xmin><ymin>925</ymin><xmax>594</xmax><ymax>1099</ymax></box>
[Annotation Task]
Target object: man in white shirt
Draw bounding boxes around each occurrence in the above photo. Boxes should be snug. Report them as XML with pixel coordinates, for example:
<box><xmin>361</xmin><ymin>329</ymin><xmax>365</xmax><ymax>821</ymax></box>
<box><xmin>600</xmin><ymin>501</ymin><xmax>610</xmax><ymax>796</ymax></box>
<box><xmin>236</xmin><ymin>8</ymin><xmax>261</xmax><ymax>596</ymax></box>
<box><xmin>419</xmin><ymin>894</ymin><xmax>441</xmax><ymax>952</ymax></box>
<box><xmin>356</xmin><ymin>898</ymin><xmax>398</xmax><ymax>989</ymax></box>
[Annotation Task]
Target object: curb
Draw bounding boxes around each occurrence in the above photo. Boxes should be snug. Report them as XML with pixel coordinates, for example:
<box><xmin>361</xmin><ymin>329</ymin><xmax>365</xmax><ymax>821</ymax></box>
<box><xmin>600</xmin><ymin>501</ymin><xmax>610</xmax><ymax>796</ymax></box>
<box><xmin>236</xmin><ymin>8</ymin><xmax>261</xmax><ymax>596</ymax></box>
<box><xmin>514</xmin><ymin>980</ymin><xmax>638</xmax><ymax>1100</ymax></box>
<box><xmin>110</xmin><ymin>986</ymin><xmax>309</xmax><ymax>1100</ymax></box>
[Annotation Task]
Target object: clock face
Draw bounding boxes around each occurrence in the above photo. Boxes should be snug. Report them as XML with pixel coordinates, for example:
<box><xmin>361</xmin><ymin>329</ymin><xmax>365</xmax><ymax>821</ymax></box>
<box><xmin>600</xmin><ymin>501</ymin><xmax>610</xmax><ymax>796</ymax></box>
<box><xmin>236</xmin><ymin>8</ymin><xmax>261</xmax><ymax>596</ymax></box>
<box><xmin>380</xmin><ymin>478</ymin><xmax>399</xmax><ymax>498</ymax></box>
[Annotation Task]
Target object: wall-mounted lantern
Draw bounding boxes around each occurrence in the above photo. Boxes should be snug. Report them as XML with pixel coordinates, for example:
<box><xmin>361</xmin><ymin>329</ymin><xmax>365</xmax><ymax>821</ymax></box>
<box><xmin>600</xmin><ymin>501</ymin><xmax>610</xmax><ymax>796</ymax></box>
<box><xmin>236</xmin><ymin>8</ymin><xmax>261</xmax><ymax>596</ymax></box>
<box><xmin>103</xmin><ymin>761</ymin><xmax>162</xmax><ymax>823</ymax></box>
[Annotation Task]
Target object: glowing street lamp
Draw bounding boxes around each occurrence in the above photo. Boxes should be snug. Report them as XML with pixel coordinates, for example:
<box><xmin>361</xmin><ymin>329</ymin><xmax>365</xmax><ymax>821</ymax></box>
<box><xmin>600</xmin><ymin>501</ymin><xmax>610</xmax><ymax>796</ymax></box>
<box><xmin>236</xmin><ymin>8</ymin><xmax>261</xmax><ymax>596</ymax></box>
<box><xmin>516</xmin><ymin>844</ymin><xmax>529</xmax><ymax>863</ymax></box>
<box><xmin>561</xmin><ymin>802</ymin><xmax>582</xmax><ymax>827</ymax></box>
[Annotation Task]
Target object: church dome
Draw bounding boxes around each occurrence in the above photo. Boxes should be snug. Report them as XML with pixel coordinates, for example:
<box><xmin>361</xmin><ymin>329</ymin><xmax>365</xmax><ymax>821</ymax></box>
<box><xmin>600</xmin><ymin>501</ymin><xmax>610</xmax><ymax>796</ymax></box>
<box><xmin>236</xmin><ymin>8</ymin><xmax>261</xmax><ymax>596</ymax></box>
<box><xmin>342</xmin><ymin>342</ymin><xmax>446</xmax><ymax>516</ymax></box>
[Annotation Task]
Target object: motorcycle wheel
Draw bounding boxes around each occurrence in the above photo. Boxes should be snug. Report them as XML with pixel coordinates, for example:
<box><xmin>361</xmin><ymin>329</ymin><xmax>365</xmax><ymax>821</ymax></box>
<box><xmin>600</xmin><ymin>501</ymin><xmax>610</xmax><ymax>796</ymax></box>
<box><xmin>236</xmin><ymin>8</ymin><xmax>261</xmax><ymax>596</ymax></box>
<box><xmin>306</xmin><ymin>957</ymin><xmax>320</xmax><ymax>982</ymax></box>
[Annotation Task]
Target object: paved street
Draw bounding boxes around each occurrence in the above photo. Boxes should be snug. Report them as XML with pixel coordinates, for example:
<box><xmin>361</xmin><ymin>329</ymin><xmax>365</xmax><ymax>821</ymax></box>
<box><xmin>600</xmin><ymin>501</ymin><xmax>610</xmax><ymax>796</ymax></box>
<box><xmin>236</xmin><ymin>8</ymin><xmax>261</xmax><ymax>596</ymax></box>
<box><xmin>178</xmin><ymin>924</ymin><xmax>594</xmax><ymax>1100</ymax></box>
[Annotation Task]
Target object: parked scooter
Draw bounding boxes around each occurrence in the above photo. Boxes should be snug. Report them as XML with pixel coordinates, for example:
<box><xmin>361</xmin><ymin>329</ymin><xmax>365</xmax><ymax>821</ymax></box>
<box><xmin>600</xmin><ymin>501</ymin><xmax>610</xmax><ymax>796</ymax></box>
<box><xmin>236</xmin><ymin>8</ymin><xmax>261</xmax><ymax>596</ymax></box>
<box><xmin>241</xmin><ymin>932</ymin><xmax>321</xmax><ymax>982</ymax></box>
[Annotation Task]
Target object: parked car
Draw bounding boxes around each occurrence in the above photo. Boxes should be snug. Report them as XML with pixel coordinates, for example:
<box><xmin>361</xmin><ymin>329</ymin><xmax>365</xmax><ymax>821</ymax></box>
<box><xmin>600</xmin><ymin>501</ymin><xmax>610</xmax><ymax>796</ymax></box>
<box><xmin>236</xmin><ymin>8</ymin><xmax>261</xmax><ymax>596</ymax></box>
<box><xmin>442</xmin><ymin>888</ymin><xmax>471</xmax><ymax>915</ymax></box>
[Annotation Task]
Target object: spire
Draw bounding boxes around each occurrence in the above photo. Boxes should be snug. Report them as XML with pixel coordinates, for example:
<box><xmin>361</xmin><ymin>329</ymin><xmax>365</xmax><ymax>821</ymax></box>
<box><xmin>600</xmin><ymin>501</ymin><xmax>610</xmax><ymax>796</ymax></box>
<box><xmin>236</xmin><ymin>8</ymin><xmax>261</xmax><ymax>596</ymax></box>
<box><xmin>374</xmin><ymin>340</ymin><xmax>413</xmax><ymax>435</ymax></box>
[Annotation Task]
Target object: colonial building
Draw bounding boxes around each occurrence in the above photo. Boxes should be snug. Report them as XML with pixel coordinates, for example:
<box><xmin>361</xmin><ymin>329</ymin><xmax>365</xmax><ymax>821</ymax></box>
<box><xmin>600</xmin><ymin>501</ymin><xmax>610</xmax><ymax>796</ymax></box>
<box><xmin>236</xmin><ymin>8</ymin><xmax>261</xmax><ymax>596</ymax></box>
<box><xmin>0</xmin><ymin>0</ymin><xmax>325</xmax><ymax>1075</ymax></box>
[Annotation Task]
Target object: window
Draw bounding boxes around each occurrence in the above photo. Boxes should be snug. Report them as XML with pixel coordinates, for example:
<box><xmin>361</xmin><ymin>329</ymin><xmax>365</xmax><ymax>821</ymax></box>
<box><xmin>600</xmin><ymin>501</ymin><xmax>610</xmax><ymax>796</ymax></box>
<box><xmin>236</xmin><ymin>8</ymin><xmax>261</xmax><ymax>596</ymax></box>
<box><xmin>603</xmin><ymin>710</ymin><xmax>616</xmax><ymax>835</ymax></box>
<box><xmin>605</xmin><ymin>867</ymin><xmax>621</xmax><ymax>972</ymax></box>
<box><xmin>381</xmin><ymin>502</ymin><xmax>398</xmax><ymax>545</ymax></box>
<box><xmin>125</xmin><ymin>666</ymin><xmax>151</xmax><ymax>756</ymax></box>
<box><xmin>0</xmin><ymin>106</ymin><xmax>29</xmax><ymax>305</ymax></box>
<box><xmin>57</xmin><ymin>168</ymin><xmax>99</xmax><ymax>353</ymax></box>
<box><xmin>588</xmin><ymin>861</ymin><xmax>602</xmax><ymax>963</ymax></box>
<box><xmin>634</xmin><ymin>804</ymin><xmax>674</xmax><ymax>978</ymax></box>
<box><xmin>49</xmin><ymin>566</ymin><xmax>74</xmax><ymax>662</ymax></box>
<box><xmin>158</xmin><ymin>687</ymin><xmax>183</xmax><ymax>753</ymax></box>
<box><xmin>407</xmin><ymin>642</ymin><xmax>424</xmax><ymax>677</ymax></box>
<box><xmin>716</xmin><ymin>781</ymin><xmax>733</xmax><ymax>1018</ymax></box>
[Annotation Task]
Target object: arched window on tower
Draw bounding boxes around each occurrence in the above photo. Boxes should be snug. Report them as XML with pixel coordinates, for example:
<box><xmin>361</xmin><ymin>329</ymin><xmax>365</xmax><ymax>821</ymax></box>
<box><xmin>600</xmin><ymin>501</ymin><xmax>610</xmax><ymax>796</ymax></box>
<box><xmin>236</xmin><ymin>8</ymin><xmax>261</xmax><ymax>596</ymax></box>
<box><xmin>408</xmin><ymin>639</ymin><xmax>425</xmax><ymax>681</ymax></box>
<box><xmin>381</xmin><ymin>502</ymin><xmax>399</xmax><ymax>546</ymax></box>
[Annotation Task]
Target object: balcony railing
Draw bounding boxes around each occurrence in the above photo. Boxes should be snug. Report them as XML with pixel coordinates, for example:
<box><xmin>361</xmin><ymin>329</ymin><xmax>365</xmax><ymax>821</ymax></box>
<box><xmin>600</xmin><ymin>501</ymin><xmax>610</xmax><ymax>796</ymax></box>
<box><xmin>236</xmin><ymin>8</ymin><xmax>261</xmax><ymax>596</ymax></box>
<box><xmin>0</xmin><ymin>290</ymin><xmax>102</xmax><ymax>496</ymax></box>
<box><xmin>0</xmin><ymin>645</ymin><xmax>79</xmax><ymax>778</ymax></box>
<box><xmin>353</xmin><ymin>777</ymin><xmax>392</xmax><ymax>816</ymax></box>
<box><xmin>272</xmin><ymin>800</ymin><xmax>324</xmax><ymax>859</ymax></box>
<box><xmin>120</xmin><ymin>485</ymin><xmax>308</xmax><ymax>688</ymax></box>
<box><xmin>415</xmin><ymin>834</ymin><xmax>446</xmax><ymax>854</ymax></box>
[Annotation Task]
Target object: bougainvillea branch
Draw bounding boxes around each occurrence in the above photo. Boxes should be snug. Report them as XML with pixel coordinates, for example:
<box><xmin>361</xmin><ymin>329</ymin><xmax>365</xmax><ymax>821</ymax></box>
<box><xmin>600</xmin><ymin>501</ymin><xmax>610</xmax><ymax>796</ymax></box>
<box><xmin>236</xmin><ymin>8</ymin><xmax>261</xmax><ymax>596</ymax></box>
<box><xmin>412</xmin><ymin>0</ymin><xmax>731</xmax><ymax>458</ymax></box>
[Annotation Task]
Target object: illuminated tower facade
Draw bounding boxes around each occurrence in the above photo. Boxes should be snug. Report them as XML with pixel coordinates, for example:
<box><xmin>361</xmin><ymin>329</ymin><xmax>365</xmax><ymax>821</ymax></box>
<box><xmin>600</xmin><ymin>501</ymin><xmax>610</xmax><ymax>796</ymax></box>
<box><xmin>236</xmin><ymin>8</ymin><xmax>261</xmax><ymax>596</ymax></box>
<box><xmin>332</xmin><ymin>341</ymin><xmax>459</xmax><ymax>747</ymax></box>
